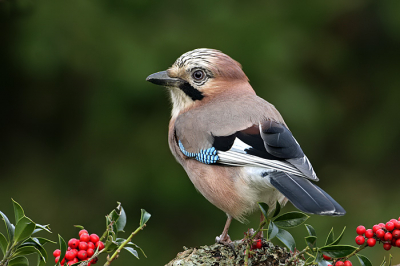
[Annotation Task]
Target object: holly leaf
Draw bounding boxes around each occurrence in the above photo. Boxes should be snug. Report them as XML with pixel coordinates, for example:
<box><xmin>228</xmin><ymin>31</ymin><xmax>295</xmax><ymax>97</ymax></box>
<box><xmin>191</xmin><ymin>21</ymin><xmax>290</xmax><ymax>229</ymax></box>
<box><xmin>58</xmin><ymin>234</ymin><xmax>67</xmax><ymax>263</ymax></box>
<box><xmin>267</xmin><ymin>221</ymin><xmax>279</xmax><ymax>240</ymax></box>
<box><xmin>330</xmin><ymin>227</ymin><xmax>346</xmax><ymax>246</ymax></box>
<box><xmin>258</xmin><ymin>202</ymin><xmax>269</xmax><ymax>219</ymax></box>
<box><xmin>14</xmin><ymin>216</ymin><xmax>35</xmax><ymax>243</ymax></box>
<box><xmin>116</xmin><ymin>203</ymin><xmax>127</xmax><ymax>232</ymax></box>
<box><xmin>13</xmin><ymin>246</ymin><xmax>40</xmax><ymax>257</ymax></box>
<box><xmin>32</xmin><ymin>237</ymin><xmax>56</xmax><ymax>246</ymax></box>
<box><xmin>32</xmin><ymin>224</ymin><xmax>51</xmax><ymax>234</ymax></box>
<box><xmin>356</xmin><ymin>254</ymin><xmax>372</xmax><ymax>266</ymax></box>
<box><xmin>273</xmin><ymin>212</ymin><xmax>309</xmax><ymax>228</ymax></box>
<box><xmin>325</xmin><ymin>228</ymin><xmax>334</xmax><ymax>246</ymax></box>
<box><xmin>305</xmin><ymin>224</ymin><xmax>316</xmax><ymax>237</ymax></box>
<box><xmin>0</xmin><ymin>232</ymin><xmax>8</xmax><ymax>256</ymax></box>
<box><xmin>276</xmin><ymin>228</ymin><xmax>296</xmax><ymax>252</ymax></box>
<box><xmin>0</xmin><ymin>210</ymin><xmax>15</xmax><ymax>242</ymax></box>
<box><xmin>37</xmin><ymin>253</ymin><xmax>46</xmax><ymax>266</ymax></box>
<box><xmin>380</xmin><ymin>256</ymin><xmax>386</xmax><ymax>266</ymax></box>
<box><xmin>272</xmin><ymin>201</ymin><xmax>281</xmax><ymax>218</ymax></box>
<box><xmin>319</xmin><ymin>245</ymin><xmax>357</xmax><ymax>258</ymax></box>
<box><xmin>140</xmin><ymin>209</ymin><xmax>151</xmax><ymax>227</ymax></box>
<box><xmin>9</xmin><ymin>256</ymin><xmax>29</xmax><ymax>266</ymax></box>
<box><xmin>124</xmin><ymin>247</ymin><xmax>139</xmax><ymax>259</ymax></box>
<box><xmin>12</xmin><ymin>199</ymin><xmax>25</xmax><ymax>224</ymax></box>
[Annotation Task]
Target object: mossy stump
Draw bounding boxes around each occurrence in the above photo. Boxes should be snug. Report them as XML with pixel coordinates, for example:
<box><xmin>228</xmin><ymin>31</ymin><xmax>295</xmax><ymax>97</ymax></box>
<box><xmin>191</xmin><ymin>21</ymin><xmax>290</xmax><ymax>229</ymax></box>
<box><xmin>166</xmin><ymin>239</ymin><xmax>304</xmax><ymax>266</ymax></box>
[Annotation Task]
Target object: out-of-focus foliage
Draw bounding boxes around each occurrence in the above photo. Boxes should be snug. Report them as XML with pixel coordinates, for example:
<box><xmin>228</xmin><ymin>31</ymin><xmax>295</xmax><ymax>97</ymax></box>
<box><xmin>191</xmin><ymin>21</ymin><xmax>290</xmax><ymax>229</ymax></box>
<box><xmin>1</xmin><ymin>0</ymin><xmax>400</xmax><ymax>265</ymax></box>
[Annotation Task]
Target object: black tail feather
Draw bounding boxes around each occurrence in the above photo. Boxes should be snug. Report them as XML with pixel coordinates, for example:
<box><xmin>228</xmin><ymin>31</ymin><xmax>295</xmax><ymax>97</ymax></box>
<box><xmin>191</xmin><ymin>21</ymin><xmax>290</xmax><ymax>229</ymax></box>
<box><xmin>269</xmin><ymin>171</ymin><xmax>345</xmax><ymax>216</ymax></box>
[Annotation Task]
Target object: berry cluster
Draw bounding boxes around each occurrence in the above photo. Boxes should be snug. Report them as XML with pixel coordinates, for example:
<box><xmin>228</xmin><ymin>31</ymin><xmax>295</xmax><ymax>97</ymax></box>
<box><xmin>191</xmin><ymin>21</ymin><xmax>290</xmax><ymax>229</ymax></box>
<box><xmin>355</xmin><ymin>218</ymin><xmax>400</xmax><ymax>251</ymax></box>
<box><xmin>53</xmin><ymin>229</ymin><xmax>104</xmax><ymax>265</ymax></box>
<box><xmin>323</xmin><ymin>255</ymin><xmax>352</xmax><ymax>266</ymax></box>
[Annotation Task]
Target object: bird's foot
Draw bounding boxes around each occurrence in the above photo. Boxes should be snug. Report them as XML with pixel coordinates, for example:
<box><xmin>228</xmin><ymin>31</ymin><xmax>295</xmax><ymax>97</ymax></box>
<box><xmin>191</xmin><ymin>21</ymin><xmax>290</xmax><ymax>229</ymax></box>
<box><xmin>215</xmin><ymin>233</ymin><xmax>232</xmax><ymax>245</ymax></box>
<box><xmin>216</xmin><ymin>234</ymin><xmax>236</xmax><ymax>256</ymax></box>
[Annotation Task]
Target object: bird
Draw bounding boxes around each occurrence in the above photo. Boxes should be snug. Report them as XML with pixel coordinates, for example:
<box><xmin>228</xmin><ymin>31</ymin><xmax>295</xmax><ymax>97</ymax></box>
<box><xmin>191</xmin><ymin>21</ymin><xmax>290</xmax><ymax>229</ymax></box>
<box><xmin>146</xmin><ymin>48</ymin><xmax>345</xmax><ymax>245</ymax></box>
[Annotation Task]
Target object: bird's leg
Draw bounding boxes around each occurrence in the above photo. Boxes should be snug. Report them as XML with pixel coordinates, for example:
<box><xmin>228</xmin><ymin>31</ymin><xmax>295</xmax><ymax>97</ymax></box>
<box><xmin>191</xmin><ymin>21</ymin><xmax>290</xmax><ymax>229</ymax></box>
<box><xmin>215</xmin><ymin>214</ymin><xmax>233</xmax><ymax>245</ymax></box>
<box><xmin>254</xmin><ymin>213</ymin><xmax>265</xmax><ymax>239</ymax></box>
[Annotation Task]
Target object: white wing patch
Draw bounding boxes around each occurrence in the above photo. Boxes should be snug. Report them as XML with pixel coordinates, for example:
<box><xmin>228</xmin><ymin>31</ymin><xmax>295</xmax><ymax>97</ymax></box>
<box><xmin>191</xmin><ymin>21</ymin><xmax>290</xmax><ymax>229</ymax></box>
<box><xmin>217</xmin><ymin>138</ymin><xmax>309</xmax><ymax>178</ymax></box>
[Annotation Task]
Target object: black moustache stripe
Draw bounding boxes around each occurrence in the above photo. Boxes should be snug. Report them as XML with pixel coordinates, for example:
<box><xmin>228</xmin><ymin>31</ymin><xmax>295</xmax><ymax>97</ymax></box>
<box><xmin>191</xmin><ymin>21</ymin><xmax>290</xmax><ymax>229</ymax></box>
<box><xmin>179</xmin><ymin>82</ymin><xmax>204</xmax><ymax>101</ymax></box>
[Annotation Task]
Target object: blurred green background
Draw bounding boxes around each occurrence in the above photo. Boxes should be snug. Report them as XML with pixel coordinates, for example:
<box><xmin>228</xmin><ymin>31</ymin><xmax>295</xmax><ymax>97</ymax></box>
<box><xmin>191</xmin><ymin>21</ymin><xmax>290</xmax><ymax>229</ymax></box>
<box><xmin>1</xmin><ymin>0</ymin><xmax>400</xmax><ymax>265</ymax></box>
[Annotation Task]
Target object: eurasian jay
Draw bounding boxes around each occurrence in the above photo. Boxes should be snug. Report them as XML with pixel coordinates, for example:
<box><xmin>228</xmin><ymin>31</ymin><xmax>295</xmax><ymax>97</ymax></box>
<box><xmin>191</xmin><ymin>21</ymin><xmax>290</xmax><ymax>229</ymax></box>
<box><xmin>146</xmin><ymin>48</ymin><xmax>345</xmax><ymax>244</ymax></box>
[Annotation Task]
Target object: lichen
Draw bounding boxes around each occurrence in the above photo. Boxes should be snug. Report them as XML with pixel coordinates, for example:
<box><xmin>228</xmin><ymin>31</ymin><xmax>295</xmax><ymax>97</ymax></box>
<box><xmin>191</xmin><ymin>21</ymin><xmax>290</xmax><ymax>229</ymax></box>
<box><xmin>166</xmin><ymin>239</ymin><xmax>305</xmax><ymax>266</ymax></box>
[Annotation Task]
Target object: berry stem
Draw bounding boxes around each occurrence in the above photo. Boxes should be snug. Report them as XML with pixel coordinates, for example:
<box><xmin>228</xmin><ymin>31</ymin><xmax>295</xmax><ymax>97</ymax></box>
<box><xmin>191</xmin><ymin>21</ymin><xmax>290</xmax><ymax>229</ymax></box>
<box><xmin>284</xmin><ymin>247</ymin><xmax>309</xmax><ymax>266</ymax></box>
<box><xmin>103</xmin><ymin>224</ymin><xmax>147</xmax><ymax>266</ymax></box>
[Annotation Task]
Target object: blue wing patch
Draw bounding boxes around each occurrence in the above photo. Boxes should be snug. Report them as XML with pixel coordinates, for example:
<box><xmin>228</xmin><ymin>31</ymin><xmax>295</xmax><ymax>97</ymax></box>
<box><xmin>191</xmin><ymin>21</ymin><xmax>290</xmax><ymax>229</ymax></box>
<box><xmin>178</xmin><ymin>140</ymin><xmax>219</xmax><ymax>164</ymax></box>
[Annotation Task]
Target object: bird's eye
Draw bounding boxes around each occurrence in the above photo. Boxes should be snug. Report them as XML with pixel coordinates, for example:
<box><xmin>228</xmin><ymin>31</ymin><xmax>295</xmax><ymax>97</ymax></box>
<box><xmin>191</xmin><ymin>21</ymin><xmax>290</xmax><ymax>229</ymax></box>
<box><xmin>192</xmin><ymin>70</ymin><xmax>205</xmax><ymax>81</ymax></box>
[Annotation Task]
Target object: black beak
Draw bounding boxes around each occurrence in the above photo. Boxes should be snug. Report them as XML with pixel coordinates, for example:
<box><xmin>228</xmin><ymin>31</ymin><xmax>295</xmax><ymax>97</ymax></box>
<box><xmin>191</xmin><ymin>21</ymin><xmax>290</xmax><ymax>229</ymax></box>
<box><xmin>146</xmin><ymin>70</ymin><xmax>184</xmax><ymax>87</ymax></box>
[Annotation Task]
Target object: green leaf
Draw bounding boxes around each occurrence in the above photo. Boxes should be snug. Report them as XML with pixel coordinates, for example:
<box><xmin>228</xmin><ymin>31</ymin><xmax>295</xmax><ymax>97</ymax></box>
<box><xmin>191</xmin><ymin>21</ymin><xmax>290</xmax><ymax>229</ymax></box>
<box><xmin>37</xmin><ymin>253</ymin><xmax>46</xmax><ymax>266</ymax></box>
<box><xmin>9</xmin><ymin>256</ymin><xmax>29</xmax><ymax>266</ymax></box>
<box><xmin>32</xmin><ymin>237</ymin><xmax>56</xmax><ymax>246</ymax></box>
<box><xmin>13</xmin><ymin>245</ymin><xmax>40</xmax><ymax>257</ymax></box>
<box><xmin>124</xmin><ymin>247</ymin><xmax>139</xmax><ymax>259</ymax></box>
<box><xmin>272</xmin><ymin>201</ymin><xmax>281</xmax><ymax>218</ymax></box>
<box><xmin>116</xmin><ymin>203</ymin><xmax>127</xmax><ymax>232</ymax></box>
<box><xmin>58</xmin><ymin>234</ymin><xmax>67</xmax><ymax>262</ymax></box>
<box><xmin>0</xmin><ymin>210</ymin><xmax>15</xmax><ymax>242</ymax></box>
<box><xmin>389</xmin><ymin>254</ymin><xmax>392</xmax><ymax>266</ymax></box>
<box><xmin>73</xmin><ymin>225</ymin><xmax>85</xmax><ymax>230</ymax></box>
<box><xmin>258</xmin><ymin>202</ymin><xmax>269</xmax><ymax>219</ymax></box>
<box><xmin>20</xmin><ymin>240</ymin><xmax>47</xmax><ymax>262</ymax></box>
<box><xmin>330</xmin><ymin>227</ymin><xmax>346</xmax><ymax>246</ymax></box>
<box><xmin>14</xmin><ymin>216</ymin><xmax>36</xmax><ymax>243</ymax></box>
<box><xmin>267</xmin><ymin>221</ymin><xmax>279</xmax><ymax>240</ymax></box>
<box><xmin>32</xmin><ymin>224</ymin><xmax>51</xmax><ymax>235</ymax></box>
<box><xmin>140</xmin><ymin>209</ymin><xmax>151</xmax><ymax>227</ymax></box>
<box><xmin>0</xmin><ymin>232</ymin><xmax>8</xmax><ymax>255</ymax></box>
<box><xmin>305</xmin><ymin>236</ymin><xmax>317</xmax><ymax>250</ymax></box>
<box><xmin>12</xmin><ymin>199</ymin><xmax>25</xmax><ymax>224</ymax></box>
<box><xmin>305</xmin><ymin>224</ymin><xmax>316</xmax><ymax>237</ymax></box>
<box><xmin>356</xmin><ymin>254</ymin><xmax>372</xmax><ymax>266</ymax></box>
<box><xmin>273</xmin><ymin>211</ymin><xmax>309</xmax><ymax>228</ymax></box>
<box><xmin>319</xmin><ymin>245</ymin><xmax>357</xmax><ymax>258</ymax></box>
<box><xmin>276</xmin><ymin>228</ymin><xmax>296</xmax><ymax>252</ymax></box>
<box><xmin>325</xmin><ymin>228</ymin><xmax>334</xmax><ymax>246</ymax></box>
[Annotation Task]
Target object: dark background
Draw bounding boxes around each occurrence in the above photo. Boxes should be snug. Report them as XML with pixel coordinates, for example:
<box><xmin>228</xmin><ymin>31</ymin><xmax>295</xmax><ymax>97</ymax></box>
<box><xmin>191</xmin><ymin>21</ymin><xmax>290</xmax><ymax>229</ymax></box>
<box><xmin>1</xmin><ymin>0</ymin><xmax>400</xmax><ymax>265</ymax></box>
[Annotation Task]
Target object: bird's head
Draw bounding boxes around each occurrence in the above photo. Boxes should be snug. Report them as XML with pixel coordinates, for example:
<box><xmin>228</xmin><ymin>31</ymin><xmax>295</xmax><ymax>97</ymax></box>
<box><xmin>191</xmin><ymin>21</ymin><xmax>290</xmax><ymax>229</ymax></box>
<box><xmin>146</xmin><ymin>48</ymin><xmax>251</xmax><ymax>117</ymax></box>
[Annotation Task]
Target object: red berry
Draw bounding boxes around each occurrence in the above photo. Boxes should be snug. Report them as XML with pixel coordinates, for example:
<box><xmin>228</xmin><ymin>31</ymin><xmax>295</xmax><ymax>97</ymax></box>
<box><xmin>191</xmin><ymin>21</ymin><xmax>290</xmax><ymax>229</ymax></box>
<box><xmin>365</xmin><ymin>229</ymin><xmax>374</xmax><ymax>238</ymax></box>
<box><xmin>344</xmin><ymin>261</ymin><xmax>352</xmax><ymax>266</ymax></box>
<box><xmin>335</xmin><ymin>261</ymin><xmax>344</xmax><ymax>266</ymax></box>
<box><xmin>395</xmin><ymin>239</ymin><xmax>400</xmax><ymax>247</ymax></box>
<box><xmin>72</xmin><ymin>258</ymin><xmax>78</xmax><ymax>263</ymax></box>
<box><xmin>87</xmin><ymin>248</ymin><xmax>94</xmax><ymax>257</ymax></box>
<box><xmin>78</xmin><ymin>250</ymin><xmax>88</xmax><ymax>260</ymax></box>
<box><xmin>367</xmin><ymin>238</ymin><xmax>376</xmax><ymax>247</ymax></box>
<box><xmin>372</xmin><ymin>225</ymin><xmax>381</xmax><ymax>233</ymax></box>
<box><xmin>378</xmin><ymin>223</ymin><xmax>385</xmax><ymax>228</ymax></box>
<box><xmin>395</xmin><ymin>221</ymin><xmax>400</xmax><ymax>229</ymax></box>
<box><xmin>53</xmin><ymin>249</ymin><xmax>61</xmax><ymax>258</ymax></box>
<box><xmin>79</xmin><ymin>229</ymin><xmax>89</xmax><ymax>236</ymax></box>
<box><xmin>356</xmin><ymin>225</ymin><xmax>366</xmax><ymax>235</ymax></box>
<box><xmin>383</xmin><ymin>243</ymin><xmax>392</xmax><ymax>251</ymax></box>
<box><xmin>91</xmin><ymin>257</ymin><xmax>98</xmax><ymax>264</ymax></box>
<box><xmin>55</xmin><ymin>256</ymin><xmax>65</xmax><ymax>265</ymax></box>
<box><xmin>253</xmin><ymin>239</ymin><xmax>262</xmax><ymax>249</ymax></box>
<box><xmin>67</xmin><ymin>260</ymin><xmax>75</xmax><ymax>265</ymax></box>
<box><xmin>89</xmin><ymin>234</ymin><xmax>100</xmax><ymax>243</ymax></box>
<box><xmin>79</xmin><ymin>241</ymin><xmax>88</xmax><ymax>250</ymax></box>
<box><xmin>71</xmin><ymin>249</ymin><xmax>79</xmax><ymax>256</ymax></box>
<box><xmin>80</xmin><ymin>233</ymin><xmax>90</xmax><ymax>243</ymax></box>
<box><xmin>95</xmin><ymin>241</ymin><xmax>104</xmax><ymax>251</ymax></box>
<box><xmin>323</xmin><ymin>254</ymin><xmax>332</xmax><ymax>260</ymax></box>
<box><xmin>65</xmin><ymin>251</ymin><xmax>76</xmax><ymax>261</ymax></box>
<box><xmin>390</xmin><ymin>219</ymin><xmax>397</xmax><ymax>225</ymax></box>
<box><xmin>384</xmin><ymin>232</ymin><xmax>393</xmax><ymax>241</ymax></box>
<box><xmin>376</xmin><ymin>229</ymin><xmax>385</xmax><ymax>239</ymax></box>
<box><xmin>88</xmin><ymin>242</ymin><xmax>95</xmax><ymax>249</ymax></box>
<box><xmin>68</xmin><ymin>238</ymin><xmax>80</xmax><ymax>249</ymax></box>
<box><xmin>355</xmin><ymin>235</ymin><xmax>365</xmax><ymax>245</ymax></box>
<box><xmin>386</xmin><ymin>222</ymin><xmax>395</xmax><ymax>231</ymax></box>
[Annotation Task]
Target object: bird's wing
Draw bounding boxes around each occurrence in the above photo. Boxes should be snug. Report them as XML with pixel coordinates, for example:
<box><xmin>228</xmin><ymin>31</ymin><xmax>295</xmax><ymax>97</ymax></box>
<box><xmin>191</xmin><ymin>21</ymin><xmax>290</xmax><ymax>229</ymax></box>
<box><xmin>216</xmin><ymin>121</ymin><xmax>318</xmax><ymax>180</ymax></box>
